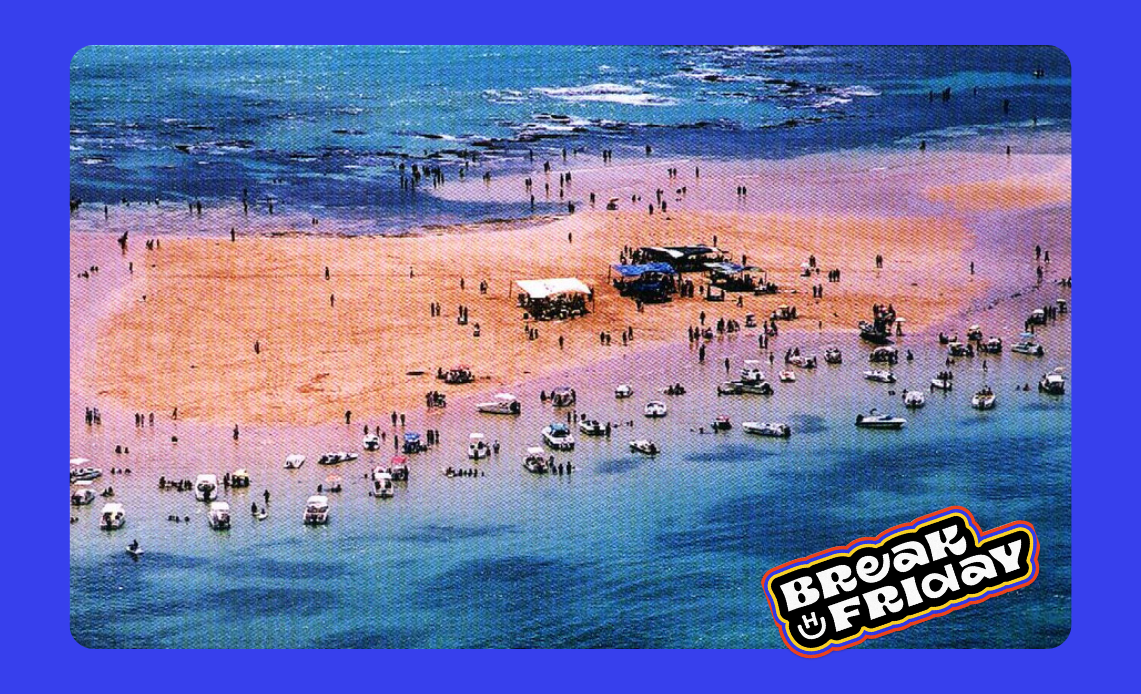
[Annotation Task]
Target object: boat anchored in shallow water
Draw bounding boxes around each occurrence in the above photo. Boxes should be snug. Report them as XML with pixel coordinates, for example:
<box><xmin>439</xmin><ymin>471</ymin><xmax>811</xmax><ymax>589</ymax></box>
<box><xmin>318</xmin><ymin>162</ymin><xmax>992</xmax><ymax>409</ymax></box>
<box><xmin>195</xmin><ymin>474</ymin><xmax>218</xmax><ymax>502</ymax></box>
<box><xmin>541</xmin><ymin>423</ymin><xmax>575</xmax><ymax>451</ymax></box>
<box><xmin>972</xmin><ymin>386</ymin><xmax>997</xmax><ymax>410</ymax></box>
<box><xmin>824</xmin><ymin>347</ymin><xmax>843</xmax><ymax>364</ymax></box>
<box><xmin>208</xmin><ymin>502</ymin><xmax>231</xmax><ymax>530</ymax></box>
<box><xmin>579</xmin><ymin>419</ymin><xmax>608</xmax><ymax>436</ymax></box>
<box><xmin>742</xmin><ymin>421</ymin><xmax>791</xmax><ymax>438</ymax></box>
<box><xmin>284</xmin><ymin>454</ymin><xmax>306</xmax><ymax>470</ymax></box>
<box><xmin>99</xmin><ymin>502</ymin><xmax>125</xmax><ymax>530</ymax></box>
<box><xmin>71</xmin><ymin>481</ymin><xmax>96</xmax><ymax>506</ymax></box>
<box><xmin>362</xmin><ymin>434</ymin><xmax>381</xmax><ymax>451</ymax></box>
<box><xmin>778</xmin><ymin>370</ymin><xmax>796</xmax><ymax>383</ymax></box>
<box><xmin>903</xmin><ymin>390</ymin><xmax>926</xmax><ymax>408</ymax></box>
<box><xmin>477</xmin><ymin>393</ymin><xmax>521</xmax><ymax>415</ymax></box>
<box><xmin>524</xmin><ymin>447</ymin><xmax>550</xmax><ymax>474</ymax></box>
<box><xmin>303</xmin><ymin>495</ymin><xmax>330</xmax><ymax>525</ymax></box>
<box><xmin>864</xmin><ymin>369</ymin><xmax>896</xmax><ymax>384</ymax></box>
<box><xmin>1012</xmin><ymin>335</ymin><xmax>1045</xmax><ymax>356</ymax></box>
<box><xmin>318</xmin><ymin>451</ymin><xmax>359</xmax><ymax>465</ymax></box>
<box><xmin>629</xmin><ymin>439</ymin><xmax>659</xmax><ymax>455</ymax></box>
<box><xmin>855</xmin><ymin>410</ymin><xmax>906</xmax><ymax>430</ymax></box>
<box><xmin>614</xmin><ymin>384</ymin><xmax>634</xmax><ymax>399</ymax></box>
<box><xmin>718</xmin><ymin>380</ymin><xmax>774</xmax><ymax>395</ymax></box>
<box><xmin>467</xmin><ymin>433</ymin><xmax>491</xmax><ymax>459</ymax></box>
<box><xmin>711</xmin><ymin>415</ymin><xmax>732</xmax><ymax>432</ymax></box>
<box><xmin>1039</xmin><ymin>370</ymin><xmax>1066</xmax><ymax>395</ymax></box>
<box><xmin>644</xmin><ymin>401</ymin><xmax>668</xmax><ymax>418</ymax></box>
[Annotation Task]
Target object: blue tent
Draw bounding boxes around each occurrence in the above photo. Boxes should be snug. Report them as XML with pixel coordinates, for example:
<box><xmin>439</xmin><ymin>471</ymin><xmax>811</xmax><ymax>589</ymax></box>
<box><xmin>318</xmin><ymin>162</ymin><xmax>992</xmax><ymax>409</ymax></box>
<box><xmin>611</xmin><ymin>262</ymin><xmax>677</xmax><ymax>278</ymax></box>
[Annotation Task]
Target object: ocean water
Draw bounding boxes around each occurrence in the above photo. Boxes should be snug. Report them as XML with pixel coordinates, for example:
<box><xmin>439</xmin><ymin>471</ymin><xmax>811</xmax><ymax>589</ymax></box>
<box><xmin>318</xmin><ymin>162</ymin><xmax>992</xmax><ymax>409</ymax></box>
<box><xmin>70</xmin><ymin>45</ymin><xmax>1071</xmax><ymax>233</ymax></box>
<box><xmin>70</xmin><ymin>285</ymin><xmax>1071</xmax><ymax>649</ymax></box>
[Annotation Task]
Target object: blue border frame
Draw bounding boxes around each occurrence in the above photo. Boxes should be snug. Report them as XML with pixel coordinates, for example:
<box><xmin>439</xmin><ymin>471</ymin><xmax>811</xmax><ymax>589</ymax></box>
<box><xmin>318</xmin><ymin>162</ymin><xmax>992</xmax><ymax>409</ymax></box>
<box><xmin>33</xmin><ymin>3</ymin><xmax>1131</xmax><ymax>691</ymax></box>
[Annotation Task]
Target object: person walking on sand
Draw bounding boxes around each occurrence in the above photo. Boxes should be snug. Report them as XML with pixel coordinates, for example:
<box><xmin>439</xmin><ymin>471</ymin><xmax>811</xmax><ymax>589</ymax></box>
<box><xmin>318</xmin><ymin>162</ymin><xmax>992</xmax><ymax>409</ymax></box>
<box><xmin>233</xmin><ymin>425</ymin><xmax>239</xmax><ymax>441</ymax></box>
<box><xmin>345</xmin><ymin>410</ymin><xmax>352</xmax><ymax>425</ymax></box>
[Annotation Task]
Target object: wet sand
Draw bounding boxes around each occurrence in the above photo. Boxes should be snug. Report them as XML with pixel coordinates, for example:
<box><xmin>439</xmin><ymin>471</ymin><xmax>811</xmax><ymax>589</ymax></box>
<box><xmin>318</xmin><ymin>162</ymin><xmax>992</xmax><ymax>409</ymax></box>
<box><xmin>70</xmin><ymin>144</ymin><xmax>1069</xmax><ymax>426</ymax></box>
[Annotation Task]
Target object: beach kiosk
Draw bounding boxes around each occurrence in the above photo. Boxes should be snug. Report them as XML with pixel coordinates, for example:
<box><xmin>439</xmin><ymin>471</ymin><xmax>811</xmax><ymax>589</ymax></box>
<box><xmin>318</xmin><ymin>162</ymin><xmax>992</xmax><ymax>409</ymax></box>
<box><xmin>515</xmin><ymin>278</ymin><xmax>592</xmax><ymax>321</ymax></box>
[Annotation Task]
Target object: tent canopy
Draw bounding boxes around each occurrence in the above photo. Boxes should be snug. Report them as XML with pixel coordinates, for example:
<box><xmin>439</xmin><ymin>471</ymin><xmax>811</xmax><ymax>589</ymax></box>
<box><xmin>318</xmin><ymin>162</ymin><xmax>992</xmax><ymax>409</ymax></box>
<box><xmin>705</xmin><ymin>261</ymin><xmax>757</xmax><ymax>274</ymax></box>
<box><xmin>515</xmin><ymin>278</ymin><xmax>591</xmax><ymax>299</ymax></box>
<box><xmin>611</xmin><ymin>263</ymin><xmax>677</xmax><ymax>278</ymax></box>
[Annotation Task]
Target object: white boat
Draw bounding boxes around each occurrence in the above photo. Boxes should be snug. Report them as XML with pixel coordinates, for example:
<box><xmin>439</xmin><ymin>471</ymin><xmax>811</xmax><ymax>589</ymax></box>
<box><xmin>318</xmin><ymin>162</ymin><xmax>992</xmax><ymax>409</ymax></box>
<box><xmin>778</xmin><ymin>370</ymin><xmax>796</xmax><ymax>383</ymax></box>
<box><xmin>284</xmin><ymin>454</ymin><xmax>306</xmax><ymax>470</ymax></box>
<box><xmin>208</xmin><ymin>502</ymin><xmax>231</xmax><ymax>530</ymax></box>
<box><xmin>467</xmin><ymin>433</ymin><xmax>491</xmax><ymax>459</ymax></box>
<box><xmin>99</xmin><ymin>502</ymin><xmax>125</xmax><ymax>530</ymax></box>
<box><xmin>550</xmin><ymin>387</ymin><xmax>576</xmax><ymax>407</ymax></box>
<box><xmin>1012</xmin><ymin>338</ymin><xmax>1045</xmax><ymax>356</ymax></box>
<box><xmin>787</xmin><ymin>354</ymin><xmax>817</xmax><ymax>369</ymax></box>
<box><xmin>742</xmin><ymin>421</ymin><xmax>791</xmax><ymax>438</ymax></box>
<box><xmin>477</xmin><ymin>393</ymin><xmax>521</xmax><ymax>415</ymax></box>
<box><xmin>966</xmin><ymin>325</ymin><xmax>983</xmax><ymax>341</ymax></box>
<box><xmin>979</xmin><ymin>337</ymin><xmax>1003</xmax><ymax>354</ymax></box>
<box><xmin>903</xmin><ymin>390</ymin><xmax>927</xmax><ymax>408</ymax></box>
<box><xmin>318</xmin><ymin>451</ymin><xmax>358</xmax><ymax>465</ymax></box>
<box><xmin>824</xmin><ymin>347</ymin><xmax>843</xmax><ymax>364</ymax></box>
<box><xmin>855</xmin><ymin>410</ymin><xmax>906</xmax><ymax>429</ymax></box>
<box><xmin>524</xmin><ymin>446</ymin><xmax>550</xmax><ymax>474</ymax></box>
<box><xmin>372</xmin><ymin>472</ymin><xmax>394</xmax><ymax>498</ymax></box>
<box><xmin>972</xmin><ymin>387</ymin><xmax>997</xmax><ymax>410</ymax></box>
<box><xmin>230</xmin><ymin>468</ymin><xmax>250</xmax><ymax>488</ymax></box>
<box><xmin>629</xmin><ymin>439</ymin><xmax>659</xmax><ymax>455</ymax></box>
<box><xmin>195</xmin><ymin>474</ymin><xmax>218</xmax><ymax>502</ymax></box>
<box><xmin>614</xmin><ymin>384</ymin><xmax>634</xmax><ymax>399</ymax></box>
<box><xmin>303</xmin><ymin>495</ymin><xmax>330</xmax><ymax>525</ymax></box>
<box><xmin>931</xmin><ymin>376</ymin><xmax>953</xmax><ymax>391</ymax></box>
<box><xmin>1028</xmin><ymin>309</ymin><xmax>1047</xmax><ymax>325</ymax></box>
<box><xmin>711</xmin><ymin>415</ymin><xmax>732</xmax><ymax>432</ymax></box>
<box><xmin>869</xmin><ymin>346</ymin><xmax>899</xmax><ymax>363</ymax></box>
<box><xmin>71</xmin><ymin>481</ymin><xmax>96</xmax><ymax>506</ymax></box>
<box><xmin>718</xmin><ymin>380</ymin><xmax>774</xmax><ymax>396</ymax></box>
<box><xmin>1039</xmin><ymin>371</ymin><xmax>1066</xmax><ymax>395</ymax></box>
<box><xmin>541</xmin><ymin>423</ymin><xmax>575</xmax><ymax>451</ymax></box>
<box><xmin>740</xmin><ymin>361</ymin><xmax>766</xmax><ymax>384</ymax></box>
<box><xmin>70</xmin><ymin>466</ymin><xmax>102</xmax><ymax>483</ymax></box>
<box><xmin>579</xmin><ymin>419</ymin><xmax>608</xmax><ymax>436</ymax></box>
<box><xmin>362</xmin><ymin>434</ymin><xmax>381</xmax><ymax>451</ymax></box>
<box><xmin>948</xmin><ymin>341</ymin><xmax>974</xmax><ymax>357</ymax></box>
<box><xmin>864</xmin><ymin>369</ymin><xmax>896</xmax><ymax>384</ymax></box>
<box><xmin>644</xmin><ymin>401</ymin><xmax>668</xmax><ymax>418</ymax></box>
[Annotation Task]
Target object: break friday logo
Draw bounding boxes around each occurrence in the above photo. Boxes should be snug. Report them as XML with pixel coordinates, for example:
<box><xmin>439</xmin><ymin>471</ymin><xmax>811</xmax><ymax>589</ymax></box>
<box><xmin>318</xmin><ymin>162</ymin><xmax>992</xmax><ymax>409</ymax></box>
<box><xmin>763</xmin><ymin>507</ymin><xmax>1039</xmax><ymax>657</ymax></box>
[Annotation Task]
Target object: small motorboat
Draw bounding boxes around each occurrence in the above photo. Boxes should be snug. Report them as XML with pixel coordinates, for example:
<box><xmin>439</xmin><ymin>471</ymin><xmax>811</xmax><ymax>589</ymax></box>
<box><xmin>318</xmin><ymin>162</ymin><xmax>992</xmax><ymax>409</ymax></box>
<box><xmin>629</xmin><ymin>439</ymin><xmax>659</xmax><ymax>455</ymax></box>
<box><xmin>99</xmin><ymin>502</ymin><xmax>125</xmax><ymax>530</ymax></box>
<box><xmin>869</xmin><ymin>346</ymin><xmax>898</xmax><ymax>363</ymax></box>
<box><xmin>778</xmin><ymin>370</ymin><xmax>796</xmax><ymax>383</ymax></box>
<box><xmin>1055</xmin><ymin>299</ymin><xmax>1068</xmax><ymax>314</ymax></box>
<box><xmin>742</xmin><ymin>421</ymin><xmax>791</xmax><ymax>438</ymax></box>
<box><xmin>1011</xmin><ymin>336</ymin><xmax>1045</xmax><ymax>356</ymax></box>
<box><xmin>477</xmin><ymin>393</ymin><xmax>521</xmax><ymax>415</ymax></box>
<box><xmin>254</xmin><ymin>508</ymin><xmax>268</xmax><ymax>521</ymax></box>
<box><xmin>739</xmin><ymin>361</ymin><xmax>765</xmax><ymax>384</ymax></box>
<box><xmin>70</xmin><ymin>466</ymin><xmax>102</xmax><ymax>483</ymax></box>
<box><xmin>614</xmin><ymin>384</ymin><xmax>634</xmax><ymax>399</ymax></box>
<box><xmin>966</xmin><ymin>325</ymin><xmax>983</xmax><ymax>341</ymax></box>
<box><xmin>541</xmin><ymin>423</ymin><xmax>575</xmax><ymax>451</ymax></box>
<box><xmin>859</xmin><ymin>320</ymin><xmax>893</xmax><ymax>345</ymax></box>
<box><xmin>71</xmin><ymin>481</ymin><xmax>96</xmax><ymax>506</ymax></box>
<box><xmin>467</xmin><ymin>433</ymin><xmax>491</xmax><ymax>460</ymax></box>
<box><xmin>362</xmin><ymin>434</ymin><xmax>381</xmax><ymax>451</ymax></box>
<box><xmin>523</xmin><ymin>447</ymin><xmax>550</xmax><ymax>474</ymax></box>
<box><xmin>903</xmin><ymin>390</ymin><xmax>926</xmax><ymax>408</ymax></box>
<box><xmin>208</xmin><ymin>501</ymin><xmax>231</xmax><ymax>530</ymax></box>
<box><xmin>303</xmin><ymin>495</ymin><xmax>330</xmax><ymax>525</ymax></box>
<box><xmin>442</xmin><ymin>364</ymin><xmax>474</xmax><ymax>385</ymax></box>
<box><xmin>711</xmin><ymin>415</ymin><xmax>732</xmax><ymax>432</ymax></box>
<box><xmin>931</xmin><ymin>376</ymin><xmax>953</xmax><ymax>391</ymax></box>
<box><xmin>229</xmin><ymin>468</ymin><xmax>250</xmax><ymax>488</ymax></box>
<box><xmin>948</xmin><ymin>341</ymin><xmax>974</xmax><ymax>358</ymax></box>
<box><xmin>972</xmin><ymin>387</ymin><xmax>997</xmax><ymax>410</ymax></box>
<box><xmin>824</xmin><ymin>347</ymin><xmax>843</xmax><ymax>364</ymax></box>
<box><xmin>284</xmin><ymin>454</ymin><xmax>306</xmax><ymax>470</ymax></box>
<box><xmin>864</xmin><ymin>369</ymin><xmax>896</xmax><ymax>384</ymax></box>
<box><xmin>1028</xmin><ymin>309</ymin><xmax>1047</xmax><ymax>325</ymax></box>
<box><xmin>550</xmin><ymin>387</ymin><xmax>576</xmax><ymax>407</ymax></box>
<box><xmin>195</xmin><ymin>474</ymin><xmax>218</xmax><ymax>502</ymax></box>
<box><xmin>786</xmin><ymin>354</ymin><xmax>816</xmax><ymax>369</ymax></box>
<box><xmin>979</xmin><ymin>337</ymin><xmax>1003</xmax><ymax>354</ymax></box>
<box><xmin>126</xmin><ymin>539</ymin><xmax>143</xmax><ymax>558</ymax></box>
<box><xmin>319</xmin><ymin>451</ymin><xmax>360</xmax><ymax>465</ymax></box>
<box><xmin>644</xmin><ymin>401</ymin><xmax>668</xmax><ymax>418</ymax></box>
<box><xmin>388</xmin><ymin>455</ymin><xmax>410</xmax><ymax>481</ymax></box>
<box><xmin>371</xmin><ymin>472</ymin><xmax>394</xmax><ymax>498</ymax></box>
<box><xmin>855</xmin><ymin>410</ymin><xmax>906</xmax><ymax>430</ymax></box>
<box><xmin>1039</xmin><ymin>371</ymin><xmax>1066</xmax><ymax>395</ymax></box>
<box><xmin>401</xmin><ymin>433</ymin><xmax>424</xmax><ymax>455</ymax></box>
<box><xmin>579</xmin><ymin>419</ymin><xmax>608</xmax><ymax>436</ymax></box>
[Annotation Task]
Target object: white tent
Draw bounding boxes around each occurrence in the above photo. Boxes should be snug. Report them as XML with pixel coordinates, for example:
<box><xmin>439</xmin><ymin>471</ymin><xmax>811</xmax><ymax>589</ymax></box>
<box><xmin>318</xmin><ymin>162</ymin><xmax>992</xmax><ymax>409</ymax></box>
<box><xmin>515</xmin><ymin>278</ymin><xmax>591</xmax><ymax>300</ymax></box>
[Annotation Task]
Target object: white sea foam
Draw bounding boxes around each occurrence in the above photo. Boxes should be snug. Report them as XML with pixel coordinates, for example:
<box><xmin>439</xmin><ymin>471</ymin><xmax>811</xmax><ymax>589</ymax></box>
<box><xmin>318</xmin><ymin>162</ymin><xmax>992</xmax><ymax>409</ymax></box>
<box><xmin>535</xmin><ymin>83</ymin><xmax>678</xmax><ymax>107</ymax></box>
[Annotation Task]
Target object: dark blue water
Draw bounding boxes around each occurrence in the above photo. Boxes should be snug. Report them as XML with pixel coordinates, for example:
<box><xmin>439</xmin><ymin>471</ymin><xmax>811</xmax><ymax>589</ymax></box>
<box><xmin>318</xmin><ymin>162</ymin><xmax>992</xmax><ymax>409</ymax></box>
<box><xmin>70</xmin><ymin>46</ymin><xmax>1071</xmax><ymax>232</ymax></box>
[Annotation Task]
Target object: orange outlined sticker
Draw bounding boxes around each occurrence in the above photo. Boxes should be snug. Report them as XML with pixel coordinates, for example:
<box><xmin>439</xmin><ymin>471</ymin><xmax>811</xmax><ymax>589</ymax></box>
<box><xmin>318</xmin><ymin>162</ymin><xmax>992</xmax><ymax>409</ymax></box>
<box><xmin>763</xmin><ymin>507</ymin><xmax>1039</xmax><ymax>657</ymax></box>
